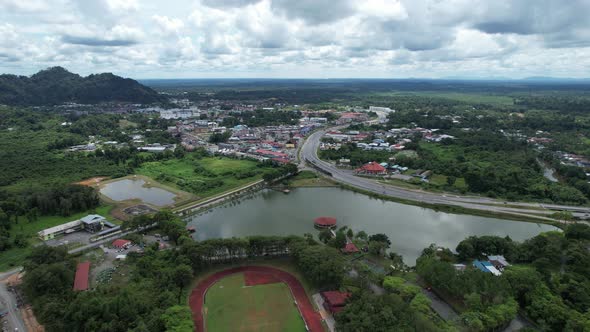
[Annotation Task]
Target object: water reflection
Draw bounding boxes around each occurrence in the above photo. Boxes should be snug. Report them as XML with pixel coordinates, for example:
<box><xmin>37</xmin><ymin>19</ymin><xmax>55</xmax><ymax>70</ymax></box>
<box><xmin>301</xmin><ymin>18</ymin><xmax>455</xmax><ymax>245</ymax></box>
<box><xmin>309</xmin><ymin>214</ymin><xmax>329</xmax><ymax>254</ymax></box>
<box><xmin>100</xmin><ymin>178</ymin><xmax>177</xmax><ymax>206</ymax></box>
<box><xmin>185</xmin><ymin>187</ymin><xmax>557</xmax><ymax>264</ymax></box>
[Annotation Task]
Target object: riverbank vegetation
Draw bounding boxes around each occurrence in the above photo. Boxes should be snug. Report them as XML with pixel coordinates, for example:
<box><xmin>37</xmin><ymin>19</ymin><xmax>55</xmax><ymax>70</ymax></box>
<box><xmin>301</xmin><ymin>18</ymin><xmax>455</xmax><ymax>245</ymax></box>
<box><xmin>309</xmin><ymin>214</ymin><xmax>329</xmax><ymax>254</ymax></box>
<box><xmin>418</xmin><ymin>223</ymin><xmax>590</xmax><ymax>331</ymax></box>
<box><xmin>287</xmin><ymin>170</ymin><xmax>336</xmax><ymax>187</ymax></box>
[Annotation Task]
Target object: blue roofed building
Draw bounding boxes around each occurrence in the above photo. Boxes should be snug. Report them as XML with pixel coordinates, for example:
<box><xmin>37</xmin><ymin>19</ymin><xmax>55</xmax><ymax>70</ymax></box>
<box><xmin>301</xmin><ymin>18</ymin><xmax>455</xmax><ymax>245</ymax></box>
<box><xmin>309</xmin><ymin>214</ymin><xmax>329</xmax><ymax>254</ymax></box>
<box><xmin>472</xmin><ymin>260</ymin><xmax>502</xmax><ymax>276</ymax></box>
<box><xmin>473</xmin><ymin>260</ymin><xmax>489</xmax><ymax>273</ymax></box>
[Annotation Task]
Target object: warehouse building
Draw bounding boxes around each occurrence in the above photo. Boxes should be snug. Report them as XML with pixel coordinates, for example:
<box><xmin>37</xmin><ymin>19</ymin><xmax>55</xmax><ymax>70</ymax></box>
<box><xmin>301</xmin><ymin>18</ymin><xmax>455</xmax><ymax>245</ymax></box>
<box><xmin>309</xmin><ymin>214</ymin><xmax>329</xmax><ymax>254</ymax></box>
<box><xmin>38</xmin><ymin>214</ymin><xmax>106</xmax><ymax>240</ymax></box>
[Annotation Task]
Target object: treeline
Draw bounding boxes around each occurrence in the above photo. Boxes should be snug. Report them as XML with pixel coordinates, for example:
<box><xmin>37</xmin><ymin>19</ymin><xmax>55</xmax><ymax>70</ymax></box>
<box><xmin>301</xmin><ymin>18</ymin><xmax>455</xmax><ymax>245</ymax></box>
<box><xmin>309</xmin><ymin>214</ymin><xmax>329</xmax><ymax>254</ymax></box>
<box><xmin>419</xmin><ymin>224</ymin><xmax>590</xmax><ymax>331</ymax></box>
<box><xmin>540</xmin><ymin>149</ymin><xmax>590</xmax><ymax>201</ymax></box>
<box><xmin>0</xmin><ymin>185</ymin><xmax>99</xmax><ymax>252</ymax></box>
<box><xmin>336</xmin><ymin>290</ymin><xmax>449</xmax><ymax>332</ymax></box>
<box><xmin>25</xmin><ymin>185</ymin><xmax>100</xmax><ymax>216</ymax></box>
<box><xmin>0</xmin><ymin>124</ymin><xmax>128</xmax><ymax>188</ymax></box>
<box><xmin>262</xmin><ymin>162</ymin><xmax>298</xmax><ymax>182</ymax></box>
<box><xmin>396</xmin><ymin>130</ymin><xmax>588</xmax><ymax>204</ymax></box>
<box><xmin>515</xmin><ymin>96</ymin><xmax>590</xmax><ymax>114</ymax></box>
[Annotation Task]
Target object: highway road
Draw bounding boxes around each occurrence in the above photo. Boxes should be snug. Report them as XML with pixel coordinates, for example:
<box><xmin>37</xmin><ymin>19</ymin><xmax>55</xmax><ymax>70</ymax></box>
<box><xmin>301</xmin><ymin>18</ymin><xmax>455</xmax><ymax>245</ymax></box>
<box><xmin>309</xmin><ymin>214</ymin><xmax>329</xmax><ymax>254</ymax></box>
<box><xmin>301</xmin><ymin>128</ymin><xmax>590</xmax><ymax>221</ymax></box>
<box><xmin>0</xmin><ymin>268</ymin><xmax>26</xmax><ymax>332</ymax></box>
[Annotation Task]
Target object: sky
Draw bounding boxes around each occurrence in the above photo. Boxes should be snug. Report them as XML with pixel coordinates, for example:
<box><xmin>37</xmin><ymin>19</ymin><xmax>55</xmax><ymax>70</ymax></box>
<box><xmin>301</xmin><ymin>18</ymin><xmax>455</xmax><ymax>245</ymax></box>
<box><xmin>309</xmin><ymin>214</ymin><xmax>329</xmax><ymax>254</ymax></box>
<box><xmin>1</xmin><ymin>0</ymin><xmax>589</xmax><ymax>79</ymax></box>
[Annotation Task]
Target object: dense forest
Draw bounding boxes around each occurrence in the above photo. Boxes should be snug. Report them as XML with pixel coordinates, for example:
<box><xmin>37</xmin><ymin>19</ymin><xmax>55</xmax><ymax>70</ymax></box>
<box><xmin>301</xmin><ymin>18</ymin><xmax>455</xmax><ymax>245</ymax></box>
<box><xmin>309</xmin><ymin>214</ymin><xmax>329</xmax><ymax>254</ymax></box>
<box><xmin>418</xmin><ymin>224</ymin><xmax>590</xmax><ymax>331</ymax></box>
<box><xmin>0</xmin><ymin>67</ymin><xmax>163</xmax><ymax>105</ymax></box>
<box><xmin>0</xmin><ymin>184</ymin><xmax>99</xmax><ymax>252</ymax></box>
<box><xmin>145</xmin><ymin>78</ymin><xmax>590</xmax><ymax>97</ymax></box>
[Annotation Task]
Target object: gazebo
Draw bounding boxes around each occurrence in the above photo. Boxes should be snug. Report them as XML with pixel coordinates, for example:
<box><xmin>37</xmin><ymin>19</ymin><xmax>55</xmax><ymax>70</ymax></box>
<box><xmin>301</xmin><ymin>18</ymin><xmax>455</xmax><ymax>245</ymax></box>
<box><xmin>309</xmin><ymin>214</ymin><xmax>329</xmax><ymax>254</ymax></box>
<box><xmin>314</xmin><ymin>216</ymin><xmax>337</xmax><ymax>229</ymax></box>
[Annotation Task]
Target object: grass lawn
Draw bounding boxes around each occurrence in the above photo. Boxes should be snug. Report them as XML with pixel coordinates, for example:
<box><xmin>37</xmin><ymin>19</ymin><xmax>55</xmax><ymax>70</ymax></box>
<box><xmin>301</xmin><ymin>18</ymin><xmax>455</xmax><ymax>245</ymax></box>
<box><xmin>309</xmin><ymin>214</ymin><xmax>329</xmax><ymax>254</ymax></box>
<box><xmin>30</xmin><ymin>205</ymin><xmax>116</xmax><ymax>233</ymax></box>
<box><xmin>0</xmin><ymin>205</ymin><xmax>114</xmax><ymax>271</ymax></box>
<box><xmin>0</xmin><ymin>246</ymin><xmax>32</xmax><ymax>271</ymax></box>
<box><xmin>288</xmin><ymin>171</ymin><xmax>336</xmax><ymax>187</ymax></box>
<box><xmin>137</xmin><ymin>155</ymin><xmax>270</xmax><ymax>199</ymax></box>
<box><xmin>205</xmin><ymin>273</ymin><xmax>306</xmax><ymax>332</ymax></box>
<box><xmin>418</xmin><ymin>142</ymin><xmax>463</xmax><ymax>162</ymax></box>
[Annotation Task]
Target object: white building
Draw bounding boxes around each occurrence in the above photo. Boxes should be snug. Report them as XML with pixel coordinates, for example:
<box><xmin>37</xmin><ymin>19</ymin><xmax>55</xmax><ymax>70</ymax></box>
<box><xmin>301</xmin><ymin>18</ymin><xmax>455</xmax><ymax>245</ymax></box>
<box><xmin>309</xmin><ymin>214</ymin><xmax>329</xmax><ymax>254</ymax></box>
<box><xmin>369</xmin><ymin>106</ymin><xmax>395</xmax><ymax>113</ymax></box>
<box><xmin>160</xmin><ymin>109</ymin><xmax>199</xmax><ymax>120</ymax></box>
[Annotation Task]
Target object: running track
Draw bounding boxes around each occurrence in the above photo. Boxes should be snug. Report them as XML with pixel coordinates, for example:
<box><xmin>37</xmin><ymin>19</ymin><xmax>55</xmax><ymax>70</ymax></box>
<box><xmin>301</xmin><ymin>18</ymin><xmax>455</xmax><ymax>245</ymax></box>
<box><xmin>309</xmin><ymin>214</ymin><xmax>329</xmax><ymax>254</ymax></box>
<box><xmin>189</xmin><ymin>266</ymin><xmax>324</xmax><ymax>332</ymax></box>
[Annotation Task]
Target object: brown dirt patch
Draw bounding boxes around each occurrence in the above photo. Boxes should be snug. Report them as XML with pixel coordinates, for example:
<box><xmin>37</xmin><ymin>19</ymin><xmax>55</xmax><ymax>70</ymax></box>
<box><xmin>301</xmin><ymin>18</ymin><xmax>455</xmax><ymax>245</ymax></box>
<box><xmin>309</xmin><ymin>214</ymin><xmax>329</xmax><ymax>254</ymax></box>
<box><xmin>75</xmin><ymin>177</ymin><xmax>109</xmax><ymax>187</ymax></box>
<box><xmin>21</xmin><ymin>306</ymin><xmax>44</xmax><ymax>332</ymax></box>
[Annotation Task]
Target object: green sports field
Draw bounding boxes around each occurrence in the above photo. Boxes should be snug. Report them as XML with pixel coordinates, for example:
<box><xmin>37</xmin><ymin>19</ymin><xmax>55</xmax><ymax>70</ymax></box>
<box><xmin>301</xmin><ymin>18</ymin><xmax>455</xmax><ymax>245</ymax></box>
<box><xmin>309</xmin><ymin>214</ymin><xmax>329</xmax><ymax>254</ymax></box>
<box><xmin>204</xmin><ymin>273</ymin><xmax>306</xmax><ymax>332</ymax></box>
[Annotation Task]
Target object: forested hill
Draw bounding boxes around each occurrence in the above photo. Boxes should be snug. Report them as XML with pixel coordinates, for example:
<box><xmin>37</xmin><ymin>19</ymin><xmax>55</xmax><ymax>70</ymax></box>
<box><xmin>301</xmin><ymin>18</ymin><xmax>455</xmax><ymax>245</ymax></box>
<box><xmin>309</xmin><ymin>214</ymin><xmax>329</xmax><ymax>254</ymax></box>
<box><xmin>0</xmin><ymin>67</ymin><xmax>163</xmax><ymax>105</ymax></box>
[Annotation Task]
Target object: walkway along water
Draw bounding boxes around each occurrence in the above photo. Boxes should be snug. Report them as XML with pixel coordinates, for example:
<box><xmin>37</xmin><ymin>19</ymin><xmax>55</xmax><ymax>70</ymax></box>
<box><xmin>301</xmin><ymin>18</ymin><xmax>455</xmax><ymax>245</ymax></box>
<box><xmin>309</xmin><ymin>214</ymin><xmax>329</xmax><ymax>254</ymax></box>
<box><xmin>174</xmin><ymin>180</ymin><xmax>265</xmax><ymax>217</ymax></box>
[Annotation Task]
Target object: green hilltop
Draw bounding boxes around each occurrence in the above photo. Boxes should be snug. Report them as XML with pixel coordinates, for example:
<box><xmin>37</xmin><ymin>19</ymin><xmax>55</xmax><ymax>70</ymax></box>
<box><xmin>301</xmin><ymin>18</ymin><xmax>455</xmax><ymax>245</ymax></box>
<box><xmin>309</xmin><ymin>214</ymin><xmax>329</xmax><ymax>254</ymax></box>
<box><xmin>0</xmin><ymin>66</ymin><xmax>163</xmax><ymax>105</ymax></box>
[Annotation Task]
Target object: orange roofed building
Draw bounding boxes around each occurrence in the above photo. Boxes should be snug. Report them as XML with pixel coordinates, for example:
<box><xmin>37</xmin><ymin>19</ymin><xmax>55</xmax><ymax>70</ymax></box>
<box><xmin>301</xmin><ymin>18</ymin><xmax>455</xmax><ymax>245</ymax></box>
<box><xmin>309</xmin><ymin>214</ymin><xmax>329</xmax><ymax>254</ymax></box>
<box><xmin>355</xmin><ymin>161</ymin><xmax>387</xmax><ymax>175</ymax></box>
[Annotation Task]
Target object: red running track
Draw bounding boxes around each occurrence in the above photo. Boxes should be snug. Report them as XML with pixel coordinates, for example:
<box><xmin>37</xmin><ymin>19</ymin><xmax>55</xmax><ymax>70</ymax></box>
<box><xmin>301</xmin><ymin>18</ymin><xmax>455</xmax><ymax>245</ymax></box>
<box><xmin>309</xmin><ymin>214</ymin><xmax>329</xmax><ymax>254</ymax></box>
<box><xmin>189</xmin><ymin>266</ymin><xmax>324</xmax><ymax>332</ymax></box>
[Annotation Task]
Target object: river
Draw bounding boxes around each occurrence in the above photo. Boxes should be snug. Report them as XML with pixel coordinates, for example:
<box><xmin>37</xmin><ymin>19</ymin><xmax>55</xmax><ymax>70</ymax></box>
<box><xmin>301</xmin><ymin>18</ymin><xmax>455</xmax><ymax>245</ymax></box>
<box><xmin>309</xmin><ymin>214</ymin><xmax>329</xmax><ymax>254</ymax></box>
<box><xmin>185</xmin><ymin>187</ymin><xmax>557</xmax><ymax>264</ymax></box>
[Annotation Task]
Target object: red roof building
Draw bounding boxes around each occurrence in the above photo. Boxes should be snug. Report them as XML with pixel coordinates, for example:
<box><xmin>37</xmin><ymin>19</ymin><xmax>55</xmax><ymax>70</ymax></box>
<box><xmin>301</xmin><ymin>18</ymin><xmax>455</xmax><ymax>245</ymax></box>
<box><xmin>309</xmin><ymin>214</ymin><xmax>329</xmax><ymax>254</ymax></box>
<box><xmin>112</xmin><ymin>239</ymin><xmax>131</xmax><ymax>249</ymax></box>
<box><xmin>272</xmin><ymin>157</ymin><xmax>291</xmax><ymax>165</ymax></box>
<box><xmin>314</xmin><ymin>216</ymin><xmax>337</xmax><ymax>228</ymax></box>
<box><xmin>342</xmin><ymin>242</ymin><xmax>360</xmax><ymax>254</ymax></box>
<box><xmin>321</xmin><ymin>291</ymin><xmax>351</xmax><ymax>314</ymax></box>
<box><xmin>351</xmin><ymin>134</ymin><xmax>370</xmax><ymax>141</ymax></box>
<box><xmin>73</xmin><ymin>261</ymin><xmax>90</xmax><ymax>291</ymax></box>
<box><xmin>355</xmin><ymin>161</ymin><xmax>387</xmax><ymax>175</ymax></box>
<box><xmin>255</xmin><ymin>149</ymin><xmax>290</xmax><ymax>159</ymax></box>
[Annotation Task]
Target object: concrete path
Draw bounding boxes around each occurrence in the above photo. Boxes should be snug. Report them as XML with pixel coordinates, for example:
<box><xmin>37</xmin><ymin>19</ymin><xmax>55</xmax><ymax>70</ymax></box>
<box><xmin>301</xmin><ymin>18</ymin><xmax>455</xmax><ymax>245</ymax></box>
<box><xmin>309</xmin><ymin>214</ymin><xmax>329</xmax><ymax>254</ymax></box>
<box><xmin>421</xmin><ymin>289</ymin><xmax>458</xmax><ymax>321</ymax></box>
<box><xmin>312</xmin><ymin>293</ymin><xmax>335</xmax><ymax>332</ymax></box>
<box><xmin>502</xmin><ymin>314</ymin><xmax>532</xmax><ymax>332</ymax></box>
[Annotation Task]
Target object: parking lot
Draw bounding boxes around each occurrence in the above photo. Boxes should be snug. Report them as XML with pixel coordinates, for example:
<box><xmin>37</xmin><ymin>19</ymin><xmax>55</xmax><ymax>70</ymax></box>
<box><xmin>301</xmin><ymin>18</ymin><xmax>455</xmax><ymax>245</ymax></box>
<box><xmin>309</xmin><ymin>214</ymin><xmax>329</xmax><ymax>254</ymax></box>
<box><xmin>44</xmin><ymin>230</ymin><xmax>94</xmax><ymax>248</ymax></box>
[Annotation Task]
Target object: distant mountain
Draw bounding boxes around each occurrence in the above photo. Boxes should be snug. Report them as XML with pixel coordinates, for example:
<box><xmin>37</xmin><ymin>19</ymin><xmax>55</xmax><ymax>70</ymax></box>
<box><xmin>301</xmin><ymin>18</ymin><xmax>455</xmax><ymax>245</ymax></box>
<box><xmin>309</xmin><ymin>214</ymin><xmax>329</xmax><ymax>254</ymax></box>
<box><xmin>0</xmin><ymin>67</ymin><xmax>164</xmax><ymax>106</ymax></box>
<box><xmin>523</xmin><ymin>76</ymin><xmax>590</xmax><ymax>82</ymax></box>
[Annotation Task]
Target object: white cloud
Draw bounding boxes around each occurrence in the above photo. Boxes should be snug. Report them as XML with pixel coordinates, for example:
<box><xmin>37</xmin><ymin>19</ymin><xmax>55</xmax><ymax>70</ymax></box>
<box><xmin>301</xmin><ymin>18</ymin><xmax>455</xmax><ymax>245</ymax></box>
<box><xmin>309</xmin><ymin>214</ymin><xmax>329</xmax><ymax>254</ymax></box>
<box><xmin>0</xmin><ymin>0</ymin><xmax>588</xmax><ymax>78</ymax></box>
<box><xmin>152</xmin><ymin>15</ymin><xmax>184</xmax><ymax>35</ymax></box>
<box><xmin>106</xmin><ymin>0</ymin><xmax>139</xmax><ymax>12</ymax></box>
<box><xmin>0</xmin><ymin>0</ymin><xmax>50</xmax><ymax>12</ymax></box>
<box><xmin>357</xmin><ymin>0</ymin><xmax>407</xmax><ymax>19</ymax></box>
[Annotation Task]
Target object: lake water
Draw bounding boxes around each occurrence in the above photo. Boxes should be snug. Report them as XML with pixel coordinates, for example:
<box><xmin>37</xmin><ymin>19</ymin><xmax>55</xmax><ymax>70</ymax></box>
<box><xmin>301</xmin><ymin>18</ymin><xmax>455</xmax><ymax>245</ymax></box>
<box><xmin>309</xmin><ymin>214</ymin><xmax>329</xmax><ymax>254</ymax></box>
<box><xmin>100</xmin><ymin>178</ymin><xmax>177</xmax><ymax>206</ymax></box>
<box><xmin>185</xmin><ymin>187</ymin><xmax>558</xmax><ymax>264</ymax></box>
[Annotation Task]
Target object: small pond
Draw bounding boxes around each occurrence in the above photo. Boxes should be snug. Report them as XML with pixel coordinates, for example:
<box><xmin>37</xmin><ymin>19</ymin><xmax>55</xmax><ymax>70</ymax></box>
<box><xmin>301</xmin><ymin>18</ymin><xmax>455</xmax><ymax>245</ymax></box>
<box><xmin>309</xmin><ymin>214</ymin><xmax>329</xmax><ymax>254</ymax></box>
<box><xmin>100</xmin><ymin>178</ymin><xmax>177</xmax><ymax>206</ymax></box>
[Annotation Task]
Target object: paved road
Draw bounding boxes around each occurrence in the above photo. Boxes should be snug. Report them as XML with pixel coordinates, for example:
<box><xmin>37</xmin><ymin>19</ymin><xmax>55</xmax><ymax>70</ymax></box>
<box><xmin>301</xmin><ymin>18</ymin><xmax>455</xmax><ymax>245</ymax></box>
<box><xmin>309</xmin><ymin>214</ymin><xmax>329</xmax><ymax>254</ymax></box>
<box><xmin>421</xmin><ymin>289</ymin><xmax>458</xmax><ymax>321</ymax></box>
<box><xmin>301</xmin><ymin>128</ymin><xmax>590</xmax><ymax>220</ymax></box>
<box><xmin>0</xmin><ymin>268</ymin><xmax>26</xmax><ymax>332</ymax></box>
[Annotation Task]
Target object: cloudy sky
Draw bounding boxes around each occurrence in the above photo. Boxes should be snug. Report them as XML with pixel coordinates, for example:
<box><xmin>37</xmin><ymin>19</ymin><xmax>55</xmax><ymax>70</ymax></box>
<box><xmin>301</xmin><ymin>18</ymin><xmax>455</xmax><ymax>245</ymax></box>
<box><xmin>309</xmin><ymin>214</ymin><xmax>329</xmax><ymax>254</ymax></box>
<box><xmin>1</xmin><ymin>0</ymin><xmax>589</xmax><ymax>79</ymax></box>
